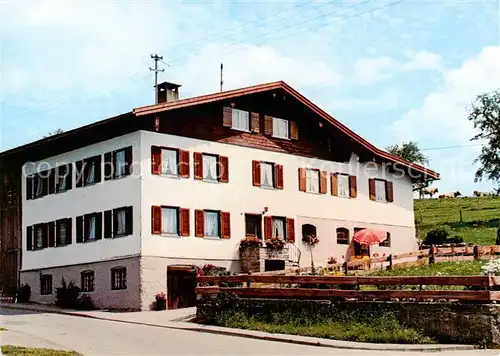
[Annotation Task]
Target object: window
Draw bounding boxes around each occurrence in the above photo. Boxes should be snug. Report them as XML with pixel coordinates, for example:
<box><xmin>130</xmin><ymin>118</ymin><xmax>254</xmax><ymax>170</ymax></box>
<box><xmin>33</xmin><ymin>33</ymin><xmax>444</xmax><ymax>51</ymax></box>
<box><xmin>260</xmin><ymin>162</ymin><xmax>274</xmax><ymax>188</ymax></box>
<box><xmin>162</xmin><ymin>148</ymin><xmax>178</xmax><ymax>176</ymax></box>
<box><xmin>86</xmin><ymin>215</ymin><xmax>97</xmax><ymax>241</ymax></box>
<box><xmin>245</xmin><ymin>214</ymin><xmax>262</xmax><ymax>239</ymax></box>
<box><xmin>34</xmin><ymin>224</ymin><xmax>45</xmax><ymax>250</ymax></box>
<box><xmin>81</xmin><ymin>271</ymin><xmax>95</xmax><ymax>292</ymax></box>
<box><xmin>336</xmin><ymin>228</ymin><xmax>349</xmax><ymax>245</ymax></box>
<box><xmin>204</xmin><ymin>211</ymin><xmax>220</xmax><ymax>237</ymax></box>
<box><xmin>375</xmin><ymin>179</ymin><xmax>387</xmax><ymax>202</ymax></box>
<box><xmin>306</xmin><ymin>169</ymin><xmax>319</xmax><ymax>193</ymax></box>
<box><xmin>77</xmin><ymin>213</ymin><xmax>102</xmax><ymax>243</ymax></box>
<box><xmin>162</xmin><ymin>207</ymin><xmax>179</xmax><ymax>235</ymax></box>
<box><xmin>111</xmin><ymin>268</ymin><xmax>127</xmax><ymax>290</ymax></box>
<box><xmin>337</xmin><ymin>174</ymin><xmax>350</xmax><ymax>198</ymax></box>
<box><xmin>56</xmin><ymin>164</ymin><xmax>72</xmax><ymax>193</ymax></box>
<box><xmin>271</xmin><ymin>217</ymin><xmax>286</xmax><ymax>240</ymax></box>
<box><xmin>302</xmin><ymin>224</ymin><xmax>317</xmax><ymax>243</ymax></box>
<box><xmin>76</xmin><ymin>155</ymin><xmax>101</xmax><ymax>188</ymax></box>
<box><xmin>380</xmin><ymin>232</ymin><xmax>391</xmax><ymax>247</ymax></box>
<box><xmin>272</xmin><ymin>117</ymin><xmax>289</xmax><ymax>139</ymax></box>
<box><xmin>202</xmin><ymin>154</ymin><xmax>218</xmax><ymax>181</ymax></box>
<box><xmin>231</xmin><ymin>108</ymin><xmax>249</xmax><ymax>131</ymax></box>
<box><xmin>56</xmin><ymin>218</ymin><xmax>71</xmax><ymax>246</ymax></box>
<box><xmin>110</xmin><ymin>147</ymin><xmax>132</xmax><ymax>179</ymax></box>
<box><xmin>40</xmin><ymin>275</ymin><xmax>52</xmax><ymax>295</ymax></box>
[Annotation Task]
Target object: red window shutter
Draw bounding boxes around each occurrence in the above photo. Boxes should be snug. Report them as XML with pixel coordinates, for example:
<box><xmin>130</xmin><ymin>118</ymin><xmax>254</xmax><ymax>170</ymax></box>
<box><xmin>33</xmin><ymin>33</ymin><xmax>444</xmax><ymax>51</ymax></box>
<box><xmin>264</xmin><ymin>115</ymin><xmax>273</xmax><ymax>136</ymax></box>
<box><xmin>298</xmin><ymin>168</ymin><xmax>306</xmax><ymax>192</ymax></box>
<box><xmin>179</xmin><ymin>150</ymin><xmax>190</xmax><ymax>178</ymax></box>
<box><xmin>252</xmin><ymin>161</ymin><xmax>261</xmax><ymax>186</ymax></box>
<box><xmin>319</xmin><ymin>171</ymin><xmax>328</xmax><ymax>194</ymax></box>
<box><xmin>151</xmin><ymin>146</ymin><xmax>161</xmax><ymax>175</ymax></box>
<box><xmin>194</xmin><ymin>152</ymin><xmax>203</xmax><ymax>180</ymax></box>
<box><xmin>195</xmin><ymin>209</ymin><xmax>204</xmax><ymax>237</ymax></box>
<box><xmin>349</xmin><ymin>175</ymin><xmax>358</xmax><ymax>198</ymax></box>
<box><xmin>369</xmin><ymin>178</ymin><xmax>376</xmax><ymax>201</ymax></box>
<box><xmin>151</xmin><ymin>206</ymin><xmax>162</xmax><ymax>234</ymax></box>
<box><xmin>220</xmin><ymin>156</ymin><xmax>229</xmax><ymax>183</ymax></box>
<box><xmin>221</xmin><ymin>212</ymin><xmax>231</xmax><ymax>239</ymax></box>
<box><xmin>275</xmin><ymin>164</ymin><xmax>284</xmax><ymax>189</ymax></box>
<box><xmin>223</xmin><ymin>107</ymin><xmax>232</xmax><ymax>127</ymax></box>
<box><xmin>386</xmin><ymin>181</ymin><xmax>394</xmax><ymax>202</ymax></box>
<box><xmin>250</xmin><ymin>112</ymin><xmax>260</xmax><ymax>133</ymax></box>
<box><xmin>286</xmin><ymin>218</ymin><xmax>295</xmax><ymax>243</ymax></box>
<box><xmin>330</xmin><ymin>173</ymin><xmax>338</xmax><ymax>196</ymax></box>
<box><xmin>290</xmin><ymin>121</ymin><xmax>299</xmax><ymax>140</ymax></box>
<box><xmin>179</xmin><ymin>208</ymin><xmax>190</xmax><ymax>236</ymax></box>
<box><xmin>264</xmin><ymin>216</ymin><xmax>272</xmax><ymax>239</ymax></box>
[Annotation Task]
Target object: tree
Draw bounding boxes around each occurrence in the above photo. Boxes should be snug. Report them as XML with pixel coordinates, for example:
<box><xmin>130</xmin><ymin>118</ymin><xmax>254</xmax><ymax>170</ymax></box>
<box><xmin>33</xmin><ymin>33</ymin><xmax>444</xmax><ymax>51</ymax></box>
<box><xmin>386</xmin><ymin>141</ymin><xmax>429</xmax><ymax>165</ymax></box>
<box><xmin>467</xmin><ymin>90</ymin><xmax>500</xmax><ymax>189</ymax></box>
<box><xmin>43</xmin><ymin>128</ymin><xmax>64</xmax><ymax>138</ymax></box>
<box><xmin>387</xmin><ymin>141</ymin><xmax>430</xmax><ymax>196</ymax></box>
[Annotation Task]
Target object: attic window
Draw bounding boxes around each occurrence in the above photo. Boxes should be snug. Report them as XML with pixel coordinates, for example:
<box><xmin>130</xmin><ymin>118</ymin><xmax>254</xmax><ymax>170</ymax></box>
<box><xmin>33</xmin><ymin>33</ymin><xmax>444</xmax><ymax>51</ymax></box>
<box><xmin>272</xmin><ymin>117</ymin><xmax>289</xmax><ymax>139</ymax></box>
<box><xmin>231</xmin><ymin>109</ymin><xmax>249</xmax><ymax>132</ymax></box>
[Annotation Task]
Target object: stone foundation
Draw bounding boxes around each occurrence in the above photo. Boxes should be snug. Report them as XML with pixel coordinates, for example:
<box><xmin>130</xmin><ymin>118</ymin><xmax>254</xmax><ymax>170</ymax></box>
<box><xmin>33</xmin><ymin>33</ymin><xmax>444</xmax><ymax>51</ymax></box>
<box><xmin>198</xmin><ymin>297</ymin><xmax>500</xmax><ymax>347</ymax></box>
<box><xmin>240</xmin><ymin>247</ymin><xmax>290</xmax><ymax>273</ymax></box>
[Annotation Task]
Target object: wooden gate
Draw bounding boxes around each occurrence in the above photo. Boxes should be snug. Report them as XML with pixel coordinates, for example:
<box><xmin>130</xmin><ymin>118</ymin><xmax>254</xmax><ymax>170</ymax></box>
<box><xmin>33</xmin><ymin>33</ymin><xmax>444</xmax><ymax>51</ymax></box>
<box><xmin>167</xmin><ymin>266</ymin><xmax>197</xmax><ymax>309</ymax></box>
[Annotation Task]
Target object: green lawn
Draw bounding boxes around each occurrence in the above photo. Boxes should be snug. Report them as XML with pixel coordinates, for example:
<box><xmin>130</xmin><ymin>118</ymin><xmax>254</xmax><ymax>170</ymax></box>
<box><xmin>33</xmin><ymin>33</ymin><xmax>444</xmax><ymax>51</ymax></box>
<box><xmin>215</xmin><ymin>310</ymin><xmax>435</xmax><ymax>344</ymax></box>
<box><xmin>414</xmin><ymin>196</ymin><xmax>500</xmax><ymax>245</ymax></box>
<box><xmin>365</xmin><ymin>260</ymin><xmax>485</xmax><ymax>276</ymax></box>
<box><xmin>1</xmin><ymin>346</ymin><xmax>80</xmax><ymax>356</ymax></box>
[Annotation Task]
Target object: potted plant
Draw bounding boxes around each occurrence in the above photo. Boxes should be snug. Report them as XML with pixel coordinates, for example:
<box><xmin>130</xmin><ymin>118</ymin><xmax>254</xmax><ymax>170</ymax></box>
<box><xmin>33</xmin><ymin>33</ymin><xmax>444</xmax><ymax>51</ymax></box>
<box><xmin>155</xmin><ymin>292</ymin><xmax>166</xmax><ymax>311</ymax></box>
<box><xmin>239</xmin><ymin>236</ymin><xmax>263</xmax><ymax>249</ymax></box>
<box><xmin>265</xmin><ymin>238</ymin><xmax>284</xmax><ymax>250</ymax></box>
<box><xmin>302</xmin><ymin>233</ymin><xmax>319</xmax><ymax>273</ymax></box>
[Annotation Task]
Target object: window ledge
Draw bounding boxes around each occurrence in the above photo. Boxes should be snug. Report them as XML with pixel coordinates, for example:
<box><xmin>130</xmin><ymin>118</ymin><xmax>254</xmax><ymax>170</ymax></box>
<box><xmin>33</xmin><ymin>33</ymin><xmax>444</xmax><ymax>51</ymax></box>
<box><xmin>272</xmin><ymin>135</ymin><xmax>291</xmax><ymax>141</ymax></box>
<box><xmin>111</xmin><ymin>288</ymin><xmax>127</xmax><ymax>291</ymax></box>
<box><xmin>232</xmin><ymin>127</ymin><xmax>251</xmax><ymax>133</ymax></box>
<box><xmin>158</xmin><ymin>173</ymin><xmax>181</xmax><ymax>179</ymax></box>
<box><xmin>260</xmin><ymin>185</ymin><xmax>275</xmax><ymax>190</ymax></box>
<box><xmin>54</xmin><ymin>189</ymin><xmax>70</xmax><ymax>195</ymax></box>
<box><xmin>203</xmin><ymin>236</ymin><xmax>222</xmax><ymax>240</ymax></box>
<box><xmin>79</xmin><ymin>182</ymin><xmax>98</xmax><ymax>189</ymax></box>
<box><xmin>202</xmin><ymin>179</ymin><xmax>220</xmax><ymax>184</ymax></box>
<box><xmin>112</xmin><ymin>233</ymin><xmax>131</xmax><ymax>239</ymax></box>
<box><xmin>160</xmin><ymin>233</ymin><xmax>181</xmax><ymax>238</ymax></box>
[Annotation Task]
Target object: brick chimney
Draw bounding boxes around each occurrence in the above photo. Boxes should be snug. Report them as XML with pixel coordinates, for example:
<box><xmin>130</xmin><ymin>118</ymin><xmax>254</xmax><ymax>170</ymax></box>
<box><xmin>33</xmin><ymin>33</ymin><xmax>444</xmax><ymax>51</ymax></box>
<box><xmin>157</xmin><ymin>82</ymin><xmax>181</xmax><ymax>103</ymax></box>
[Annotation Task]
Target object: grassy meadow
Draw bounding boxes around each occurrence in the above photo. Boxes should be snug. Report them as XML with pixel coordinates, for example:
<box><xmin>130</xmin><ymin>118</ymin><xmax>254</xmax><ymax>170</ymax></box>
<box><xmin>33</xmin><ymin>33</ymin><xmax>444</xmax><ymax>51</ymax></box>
<box><xmin>414</xmin><ymin>196</ymin><xmax>500</xmax><ymax>245</ymax></box>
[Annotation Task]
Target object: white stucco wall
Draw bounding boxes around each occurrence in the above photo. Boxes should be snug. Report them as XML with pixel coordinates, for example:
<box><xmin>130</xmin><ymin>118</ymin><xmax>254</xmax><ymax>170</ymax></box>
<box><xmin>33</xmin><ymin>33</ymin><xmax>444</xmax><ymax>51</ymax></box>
<box><xmin>139</xmin><ymin>131</ymin><xmax>417</xmax><ymax>268</ymax></box>
<box><xmin>22</xmin><ymin>132</ymin><xmax>142</xmax><ymax>271</ymax></box>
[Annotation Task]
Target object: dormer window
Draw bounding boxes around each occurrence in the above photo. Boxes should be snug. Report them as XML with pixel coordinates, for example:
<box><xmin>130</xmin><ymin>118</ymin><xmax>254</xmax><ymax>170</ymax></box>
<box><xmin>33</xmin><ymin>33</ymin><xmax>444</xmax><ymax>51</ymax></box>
<box><xmin>272</xmin><ymin>117</ymin><xmax>289</xmax><ymax>139</ymax></box>
<box><xmin>231</xmin><ymin>108</ymin><xmax>249</xmax><ymax>132</ymax></box>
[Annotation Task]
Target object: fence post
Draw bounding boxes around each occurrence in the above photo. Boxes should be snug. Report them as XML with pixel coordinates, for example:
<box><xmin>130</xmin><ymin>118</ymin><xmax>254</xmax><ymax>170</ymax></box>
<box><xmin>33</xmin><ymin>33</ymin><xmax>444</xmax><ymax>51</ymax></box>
<box><xmin>342</xmin><ymin>262</ymin><xmax>348</xmax><ymax>275</ymax></box>
<box><xmin>473</xmin><ymin>245</ymin><xmax>480</xmax><ymax>260</ymax></box>
<box><xmin>429</xmin><ymin>246</ymin><xmax>435</xmax><ymax>265</ymax></box>
<box><xmin>459</xmin><ymin>208</ymin><xmax>463</xmax><ymax>223</ymax></box>
<box><xmin>388</xmin><ymin>254</ymin><xmax>393</xmax><ymax>270</ymax></box>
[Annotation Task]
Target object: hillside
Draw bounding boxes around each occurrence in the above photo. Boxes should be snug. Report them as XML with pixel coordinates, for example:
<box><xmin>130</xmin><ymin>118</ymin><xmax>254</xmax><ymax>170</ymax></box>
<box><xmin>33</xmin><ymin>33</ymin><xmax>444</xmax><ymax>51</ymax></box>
<box><xmin>414</xmin><ymin>196</ymin><xmax>500</xmax><ymax>245</ymax></box>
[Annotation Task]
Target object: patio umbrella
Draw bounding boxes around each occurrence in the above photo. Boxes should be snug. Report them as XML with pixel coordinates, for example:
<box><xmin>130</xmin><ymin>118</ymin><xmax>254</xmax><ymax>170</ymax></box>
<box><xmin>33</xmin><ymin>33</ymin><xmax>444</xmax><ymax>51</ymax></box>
<box><xmin>353</xmin><ymin>228</ymin><xmax>387</xmax><ymax>246</ymax></box>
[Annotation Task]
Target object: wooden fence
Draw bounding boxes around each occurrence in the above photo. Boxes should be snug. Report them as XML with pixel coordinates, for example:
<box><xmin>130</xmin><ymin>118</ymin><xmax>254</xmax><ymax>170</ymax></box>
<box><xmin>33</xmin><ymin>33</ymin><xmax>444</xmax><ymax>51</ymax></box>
<box><xmin>196</xmin><ymin>275</ymin><xmax>500</xmax><ymax>303</ymax></box>
<box><xmin>334</xmin><ymin>245</ymin><xmax>500</xmax><ymax>272</ymax></box>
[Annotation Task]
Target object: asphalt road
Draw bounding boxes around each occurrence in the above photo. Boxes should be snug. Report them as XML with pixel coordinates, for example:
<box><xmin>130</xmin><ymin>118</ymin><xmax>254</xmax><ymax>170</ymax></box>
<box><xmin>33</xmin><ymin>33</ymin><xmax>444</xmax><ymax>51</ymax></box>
<box><xmin>0</xmin><ymin>309</ymin><xmax>497</xmax><ymax>356</ymax></box>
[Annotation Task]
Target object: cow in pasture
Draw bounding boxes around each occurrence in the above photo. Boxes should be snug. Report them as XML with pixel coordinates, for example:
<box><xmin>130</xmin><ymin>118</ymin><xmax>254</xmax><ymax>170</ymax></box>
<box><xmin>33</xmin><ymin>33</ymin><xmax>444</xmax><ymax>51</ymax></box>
<box><xmin>473</xmin><ymin>191</ymin><xmax>490</xmax><ymax>197</ymax></box>
<box><xmin>438</xmin><ymin>191</ymin><xmax>461</xmax><ymax>199</ymax></box>
<box><xmin>420</xmin><ymin>187</ymin><xmax>439</xmax><ymax>199</ymax></box>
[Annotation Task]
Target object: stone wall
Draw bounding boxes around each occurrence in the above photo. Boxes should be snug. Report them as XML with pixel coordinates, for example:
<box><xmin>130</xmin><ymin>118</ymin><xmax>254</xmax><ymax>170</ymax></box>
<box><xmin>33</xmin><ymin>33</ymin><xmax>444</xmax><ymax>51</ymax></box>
<box><xmin>239</xmin><ymin>247</ymin><xmax>290</xmax><ymax>273</ymax></box>
<box><xmin>197</xmin><ymin>296</ymin><xmax>500</xmax><ymax>347</ymax></box>
<box><xmin>20</xmin><ymin>256</ymin><xmax>141</xmax><ymax>310</ymax></box>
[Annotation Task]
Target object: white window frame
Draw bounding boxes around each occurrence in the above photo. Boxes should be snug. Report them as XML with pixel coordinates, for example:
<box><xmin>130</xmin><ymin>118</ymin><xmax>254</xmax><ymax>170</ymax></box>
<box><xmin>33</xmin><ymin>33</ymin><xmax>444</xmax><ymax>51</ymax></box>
<box><xmin>204</xmin><ymin>210</ymin><xmax>220</xmax><ymax>238</ymax></box>
<box><xmin>161</xmin><ymin>206</ymin><xmax>179</xmax><ymax>236</ymax></box>
<box><xmin>161</xmin><ymin>148</ymin><xmax>179</xmax><ymax>177</ymax></box>
<box><xmin>272</xmin><ymin>117</ymin><xmax>289</xmax><ymax>139</ymax></box>
<box><xmin>202</xmin><ymin>154</ymin><xmax>219</xmax><ymax>182</ymax></box>
<box><xmin>375</xmin><ymin>179</ymin><xmax>387</xmax><ymax>203</ymax></box>
<box><xmin>115</xmin><ymin>208</ymin><xmax>127</xmax><ymax>236</ymax></box>
<box><xmin>86</xmin><ymin>215</ymin><xmax>97</xmax><ymax>241</ymax></box>
<box><xmin>114</xmin><ymin>149</ymin><xmax>127</xmax><ymax>178</ymax></box>
<box><xmin>231</xmin><ymin>108</ymin><xmax>250</xmax><ymax>132</ymax></box>
<box><xmin>271</xmin><ymin>217</ymin><xmax>286</xmax><ymax>240</ymax></box>
<box><xmin>306</xmin><ymin>169</ymin><xmax>320</xmax><ymax>194</ymax></box>
<box><xmin>260</xmin><ymin>162</ymin><xmax>274</xmax><ymax>189</ymax></box>
<box><xmin>337</xmin><ymin>174</ymin><xmax>350</xmax><ymax>198</ymax></box>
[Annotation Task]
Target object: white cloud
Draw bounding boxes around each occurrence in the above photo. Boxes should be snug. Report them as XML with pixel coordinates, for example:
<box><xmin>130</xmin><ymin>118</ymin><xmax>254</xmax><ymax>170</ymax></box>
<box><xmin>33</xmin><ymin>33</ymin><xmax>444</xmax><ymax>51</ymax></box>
<box><xmin>391</xmin><ymin>46</ymin><xmax>500</xmax><ymax>144</ymax></box>
<box><xmin>403</xmin><ymin>50</ymin><xmax>442</xmax><ymax>71</ymax></box>
<box><xmin>354</xmin><ymin>50</ymin><xmax>442</xmax><ymax>85</ymax></box>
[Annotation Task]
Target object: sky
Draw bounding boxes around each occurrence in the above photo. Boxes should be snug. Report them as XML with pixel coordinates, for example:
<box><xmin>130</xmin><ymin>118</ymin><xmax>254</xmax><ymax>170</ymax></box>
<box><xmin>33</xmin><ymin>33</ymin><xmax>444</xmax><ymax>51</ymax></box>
<box><xmin>1</xmin><ymin>0</ymin><xmax>499</xmax><ymax>195</ymax></box>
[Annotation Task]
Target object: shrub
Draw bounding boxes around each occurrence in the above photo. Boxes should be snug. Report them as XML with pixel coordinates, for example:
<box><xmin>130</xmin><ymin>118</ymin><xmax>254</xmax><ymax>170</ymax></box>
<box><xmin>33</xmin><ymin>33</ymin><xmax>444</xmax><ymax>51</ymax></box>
<box><xmin>423</xmin><ymin>226</ymin><xmax>454</xmax><ymax>245</ymax></box>
<box><xmin>17</xmin><ymin>284</ymin><xmax>31</xmax><ymax>303</ymax></box>
<box><xmin>77</xmin><ymin>294</ymin><xmax>96</xmax><ymax>310</ymax></box>
<box><xmin>55</xmin><ymin>278</ymin><xmax>80</xmax><ymax>309</ymax></box>
<box><xmin>446</xmin><ymin>235</ymin><xmax>464</xmax><ymax>244</ymax></box>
